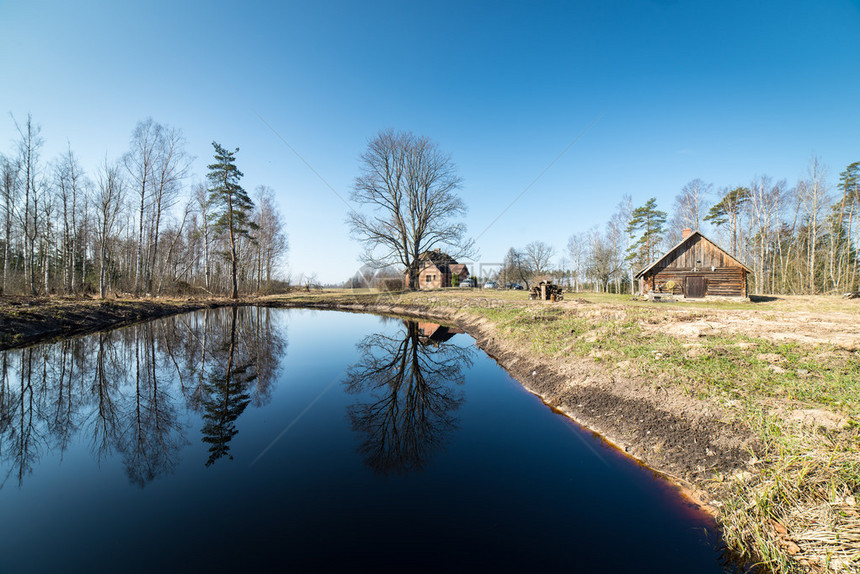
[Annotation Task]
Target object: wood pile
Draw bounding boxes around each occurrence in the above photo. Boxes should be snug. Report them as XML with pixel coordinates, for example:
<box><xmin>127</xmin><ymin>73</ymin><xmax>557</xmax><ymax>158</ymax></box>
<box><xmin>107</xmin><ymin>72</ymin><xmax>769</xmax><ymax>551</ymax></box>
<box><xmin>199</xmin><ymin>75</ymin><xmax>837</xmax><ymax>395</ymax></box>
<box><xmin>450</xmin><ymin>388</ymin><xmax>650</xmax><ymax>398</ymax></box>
<box><xmin>529</xmin><ymin>281</ymin><xmax>564</xmax><ymax>302</ymax></box>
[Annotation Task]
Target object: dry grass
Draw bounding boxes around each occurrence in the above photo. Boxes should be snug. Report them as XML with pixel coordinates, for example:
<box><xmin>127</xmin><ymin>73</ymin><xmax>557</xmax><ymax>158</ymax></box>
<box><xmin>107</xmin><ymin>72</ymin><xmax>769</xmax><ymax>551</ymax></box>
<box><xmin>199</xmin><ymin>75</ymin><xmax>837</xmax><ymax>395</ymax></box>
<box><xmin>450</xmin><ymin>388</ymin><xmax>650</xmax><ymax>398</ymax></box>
<box><xmin>719</xmin><ymin>419</ymin><xmax>860</xmax><ymax>573</ymax></box>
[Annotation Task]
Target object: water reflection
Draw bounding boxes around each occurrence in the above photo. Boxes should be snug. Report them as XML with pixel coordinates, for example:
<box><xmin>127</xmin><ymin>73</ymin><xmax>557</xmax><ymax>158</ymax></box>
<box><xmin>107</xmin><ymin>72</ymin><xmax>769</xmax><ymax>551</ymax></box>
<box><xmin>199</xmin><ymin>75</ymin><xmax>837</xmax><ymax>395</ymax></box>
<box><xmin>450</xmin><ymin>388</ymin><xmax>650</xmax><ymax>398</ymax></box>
<box><xmin>343</xmin><ymin>320</ymin><xmax>473</xmax><ymax>475</ymax></box>
<box><xmin>0</xmin><ymin>306</ymin><xmax>285</xmax><ymax>488</ymax></box>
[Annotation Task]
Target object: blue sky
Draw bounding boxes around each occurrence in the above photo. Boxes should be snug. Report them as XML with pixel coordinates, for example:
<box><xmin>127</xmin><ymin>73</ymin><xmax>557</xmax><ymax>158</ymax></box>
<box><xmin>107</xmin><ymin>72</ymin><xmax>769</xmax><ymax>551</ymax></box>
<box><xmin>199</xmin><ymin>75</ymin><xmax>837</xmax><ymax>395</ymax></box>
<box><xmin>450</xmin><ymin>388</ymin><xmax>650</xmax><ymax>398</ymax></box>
<box><xmin>2</xmin><ymin>0</ymin><xmax>859</xmax><ymax>282</ymax></box>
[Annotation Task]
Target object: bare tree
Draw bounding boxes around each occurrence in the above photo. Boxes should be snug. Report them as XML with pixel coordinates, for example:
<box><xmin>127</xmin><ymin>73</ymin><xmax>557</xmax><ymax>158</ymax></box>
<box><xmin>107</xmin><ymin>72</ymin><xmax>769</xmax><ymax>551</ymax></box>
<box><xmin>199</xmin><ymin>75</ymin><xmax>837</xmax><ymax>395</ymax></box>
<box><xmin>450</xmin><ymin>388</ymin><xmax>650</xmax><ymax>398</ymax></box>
<box><xmin>148</xmin><ymin>126</ymin><xmax>190</xmax><ymax>294</ymax></box>
<box><xmin>503</xmin><ymin>247</ymin><xmax>533</xmax><ymax>288</ymax></box>
<box><xmin>252</xmin><ymin>186</ymin><xmax>288</xmax><ymax>290</ymax></box>
<box><xmin>124</xmin><ymin>118</ymin><xmax>161</xmax><ymax>296</ymax></box>
<box><xmin>523</xmin><ymin>241</ymin><xmax>555</xmax><ymax>277</ymax></box>
<box><xmin>586</xmin><ymin>227</ymin><xmax>620</xmax><ymax>292</ymax></box>
<box><xmin>616</xmin><ymin>194</ymin><xmax>634</xmax><ymax>293</ymax></box>
<box><xmin>54</xmin><ymin>145</ymin><xmax>86</xmax><ymax>294</ymax></box>
<box><xmin>747</xmin><ymin>175</ymin><xmax>786</xmax><ymax>294</ymax></box>
<box><xmin>349</xmin><ymin>129</ymin><xmax>472</xmax><ymax>290</ymax></box>
<box><xmin>797</xmin><ymin>156</ymin><xmax>829</xmax><ymax>293</ymax></box>
<box><xmin>95</xmin><ymin>159</ymin><xmax>124</xmax><ymax>299</ymax></box>
<box><xmin>0</xmin><ymin>154</ymin><xmax>19</xmax><ymax>294</ymax></box>
<box><xmin>668</xmin><ymin>179</ymin><xmax>712</xmax><ymax>244</ymax></box>
<box><xmin>566</xmin><ymin>232</ymin><xmax>587</xmax><ymax>292</ymax></box>
<box><xmin>13</xmin><ymin>114</ymin><xmax>43</xmax><ymax>296</ymax></box>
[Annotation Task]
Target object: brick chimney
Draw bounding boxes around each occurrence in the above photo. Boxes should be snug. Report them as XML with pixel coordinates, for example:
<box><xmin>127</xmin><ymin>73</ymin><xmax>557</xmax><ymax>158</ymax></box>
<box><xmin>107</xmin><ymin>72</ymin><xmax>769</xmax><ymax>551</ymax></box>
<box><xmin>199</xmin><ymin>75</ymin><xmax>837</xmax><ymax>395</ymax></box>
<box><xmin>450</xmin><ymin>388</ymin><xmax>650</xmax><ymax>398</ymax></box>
<box><xmin>682</xmin><ymin>228</ymin><xmax>693</xmax><ymax>239</ymax></box>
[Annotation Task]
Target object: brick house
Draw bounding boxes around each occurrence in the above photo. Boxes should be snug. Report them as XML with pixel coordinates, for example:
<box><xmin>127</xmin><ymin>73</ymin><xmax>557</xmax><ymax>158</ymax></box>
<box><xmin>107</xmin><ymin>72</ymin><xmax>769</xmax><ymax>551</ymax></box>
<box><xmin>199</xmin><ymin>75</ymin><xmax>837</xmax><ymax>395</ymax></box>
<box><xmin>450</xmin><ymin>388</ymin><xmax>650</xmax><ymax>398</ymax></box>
<box><xmin>409</xmin><ymin>249</ymin><xmax>470</xmax><ymax>289</ymax></box>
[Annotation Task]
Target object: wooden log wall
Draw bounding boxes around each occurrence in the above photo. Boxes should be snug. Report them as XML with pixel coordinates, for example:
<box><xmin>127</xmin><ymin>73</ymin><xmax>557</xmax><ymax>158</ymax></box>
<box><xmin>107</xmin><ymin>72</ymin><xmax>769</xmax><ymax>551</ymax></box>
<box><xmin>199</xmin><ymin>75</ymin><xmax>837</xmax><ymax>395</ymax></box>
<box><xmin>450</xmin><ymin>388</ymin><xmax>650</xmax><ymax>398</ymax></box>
<box><xmin>649</xmin><ymin>267</ymin><xmax>746</xmax><ymax>297</ymax></box>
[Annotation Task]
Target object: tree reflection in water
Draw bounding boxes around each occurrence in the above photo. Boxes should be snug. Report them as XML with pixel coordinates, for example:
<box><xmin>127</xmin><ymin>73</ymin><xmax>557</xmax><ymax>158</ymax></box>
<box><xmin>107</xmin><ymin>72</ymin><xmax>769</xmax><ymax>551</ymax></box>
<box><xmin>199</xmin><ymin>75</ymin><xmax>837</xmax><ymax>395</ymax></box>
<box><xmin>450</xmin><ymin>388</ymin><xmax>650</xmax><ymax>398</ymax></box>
<box><xmin>0</xmin><ymin>306</ymin><xmax>285</xmax><ymax>488</ymax></box>
<box><xmin>344</xmin><ymin>319</ymin><xmax>473</xmax><ymax>475</ymax></box>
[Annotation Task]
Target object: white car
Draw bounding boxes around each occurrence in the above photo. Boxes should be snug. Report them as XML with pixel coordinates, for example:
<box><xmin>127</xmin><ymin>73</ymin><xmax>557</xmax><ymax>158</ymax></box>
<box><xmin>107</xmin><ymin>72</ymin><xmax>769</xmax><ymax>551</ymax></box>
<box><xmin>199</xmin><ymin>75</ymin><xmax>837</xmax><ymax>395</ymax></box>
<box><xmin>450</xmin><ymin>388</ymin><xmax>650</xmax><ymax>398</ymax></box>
<box><xmin>483</xmin><ymin>281</ymin><xmax>498</xmax><ymax>289</ymax></box>
<box><xmin>459</xmin><ymin>279</ymin><xmax>475</xmax><ymax>288</ymax></box>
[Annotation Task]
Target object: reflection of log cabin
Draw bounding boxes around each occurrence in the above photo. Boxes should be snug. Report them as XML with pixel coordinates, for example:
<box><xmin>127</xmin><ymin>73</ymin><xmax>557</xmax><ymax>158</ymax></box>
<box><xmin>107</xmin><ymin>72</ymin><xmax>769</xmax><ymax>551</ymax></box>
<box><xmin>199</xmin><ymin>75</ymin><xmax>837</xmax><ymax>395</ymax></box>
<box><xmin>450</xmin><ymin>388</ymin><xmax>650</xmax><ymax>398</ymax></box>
<box><xmin>408</xmin><ymin>249</ymin><xmax>470</xmax><ymax>289</ymax></box>
<box><xmin>417</xmin><ymin>322</ymin><xmax>464</xmax><ymax>344</ymax></box>
<box><xmin>635</xmin><ymin>229</ymin><xmax>751</xmax><ymax>299</ymax></box>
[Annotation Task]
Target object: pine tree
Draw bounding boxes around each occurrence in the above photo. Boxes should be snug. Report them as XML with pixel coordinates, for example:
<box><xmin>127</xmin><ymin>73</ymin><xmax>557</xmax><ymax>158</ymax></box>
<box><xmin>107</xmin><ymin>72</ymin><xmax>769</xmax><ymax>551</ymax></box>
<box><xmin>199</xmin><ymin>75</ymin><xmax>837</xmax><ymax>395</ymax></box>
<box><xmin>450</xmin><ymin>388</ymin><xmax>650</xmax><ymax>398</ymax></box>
<box><xmin>207</xmin><ymin>142</ymin><xmax>255</xmax><ymax>299</ymax></box>
<box><xmin>705</xmin><ymin>186</ymin><xmax>750</xmax><ymax>255</ymax></box>
<box><xmin>625</xmin><ymin>197</ymin><xmax>666</xmax><ymax>272</ymax></box>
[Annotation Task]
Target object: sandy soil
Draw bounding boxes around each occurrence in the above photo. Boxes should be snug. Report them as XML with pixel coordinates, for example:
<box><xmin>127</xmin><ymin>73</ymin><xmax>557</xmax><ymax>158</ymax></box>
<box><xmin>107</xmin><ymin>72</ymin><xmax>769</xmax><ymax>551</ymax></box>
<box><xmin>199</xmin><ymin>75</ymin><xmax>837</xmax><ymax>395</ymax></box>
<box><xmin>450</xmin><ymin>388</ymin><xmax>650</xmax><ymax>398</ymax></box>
<box><xmin>637</xmin><ymin>300</ymin><xmax>860</xmax><ymax>350</ymax></box>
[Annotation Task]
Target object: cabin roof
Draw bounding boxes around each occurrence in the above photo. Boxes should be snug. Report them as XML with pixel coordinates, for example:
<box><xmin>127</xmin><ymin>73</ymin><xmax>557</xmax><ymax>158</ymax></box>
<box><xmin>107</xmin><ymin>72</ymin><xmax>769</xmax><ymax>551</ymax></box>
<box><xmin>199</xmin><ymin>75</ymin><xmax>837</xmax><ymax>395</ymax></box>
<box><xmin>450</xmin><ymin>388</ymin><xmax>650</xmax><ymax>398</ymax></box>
<box><xmin>634</xmin><ymin>231</ymin><xmax>753</xmax><ymax>279</ymax></box>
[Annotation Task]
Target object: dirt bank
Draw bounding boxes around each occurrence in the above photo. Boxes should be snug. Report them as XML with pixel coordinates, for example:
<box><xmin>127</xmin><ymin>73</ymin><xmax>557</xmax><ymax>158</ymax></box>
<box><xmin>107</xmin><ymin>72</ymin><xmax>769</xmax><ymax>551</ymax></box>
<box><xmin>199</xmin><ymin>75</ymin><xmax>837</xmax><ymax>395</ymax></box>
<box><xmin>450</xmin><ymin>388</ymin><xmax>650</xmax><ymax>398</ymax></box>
<box><xmin>0</xmin><ymin>296</ymin><xmax>242</xmax><ymax>350</ymax></box>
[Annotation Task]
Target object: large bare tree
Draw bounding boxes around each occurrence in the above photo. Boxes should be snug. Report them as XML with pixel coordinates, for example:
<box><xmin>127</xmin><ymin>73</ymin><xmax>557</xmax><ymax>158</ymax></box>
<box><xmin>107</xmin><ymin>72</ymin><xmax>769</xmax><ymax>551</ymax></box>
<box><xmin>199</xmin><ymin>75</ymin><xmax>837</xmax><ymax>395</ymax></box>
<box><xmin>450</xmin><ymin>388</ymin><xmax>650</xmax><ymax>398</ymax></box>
<box><xmin>349</xmin><ymin>129</ymin><xmax>472</xmax><ymax>290</ymax></box>
<box><xmin>523</xmin><ymin>240</ymin><xmax>555</xmax><ymax>277</ymax></box>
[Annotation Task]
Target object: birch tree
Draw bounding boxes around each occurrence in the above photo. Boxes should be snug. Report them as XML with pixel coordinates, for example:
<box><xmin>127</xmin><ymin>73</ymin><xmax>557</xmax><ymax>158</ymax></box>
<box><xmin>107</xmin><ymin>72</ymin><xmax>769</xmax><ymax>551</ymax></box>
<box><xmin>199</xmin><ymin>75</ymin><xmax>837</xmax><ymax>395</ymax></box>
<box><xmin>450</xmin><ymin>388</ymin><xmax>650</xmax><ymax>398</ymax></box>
<box><xmin>0</xmin><ymin>154</ymin><xmax>19</xmax><ymax>294</ymax></box>
<box><xmin>95</xmin><ymin>160</ymin><xmax>124</xmax><ymax>298</ymax></box>
<box><xmin>797</xmin><ymin>156</ymin><xmax>829</xmax><ymax>293</ymax></box>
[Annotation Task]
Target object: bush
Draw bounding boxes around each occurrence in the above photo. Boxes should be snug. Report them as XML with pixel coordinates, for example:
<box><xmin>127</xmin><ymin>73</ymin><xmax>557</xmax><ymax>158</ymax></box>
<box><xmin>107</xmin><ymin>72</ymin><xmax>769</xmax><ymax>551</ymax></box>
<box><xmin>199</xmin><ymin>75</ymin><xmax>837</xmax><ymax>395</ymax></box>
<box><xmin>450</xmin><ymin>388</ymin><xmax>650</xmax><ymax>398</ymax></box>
<box><xmin>376</xmin><ymin>277</ymin><xmax>405</xmax><ymax>292</ymax></box>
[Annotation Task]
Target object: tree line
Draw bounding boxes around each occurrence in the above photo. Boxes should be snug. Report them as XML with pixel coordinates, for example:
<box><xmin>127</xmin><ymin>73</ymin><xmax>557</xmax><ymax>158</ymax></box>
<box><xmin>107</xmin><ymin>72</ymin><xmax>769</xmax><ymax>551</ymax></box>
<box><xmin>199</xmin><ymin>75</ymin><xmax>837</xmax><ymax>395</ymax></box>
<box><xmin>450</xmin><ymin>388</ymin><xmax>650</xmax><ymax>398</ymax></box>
<box><xmin>0</xmin><ymin>114</ymin><xmax>288</xmax><ymax>299</ymax></box>
<box><xmin>503</xmin><ymin>156</ymin><xmax>859</xmax><ymax>295</ymax></box>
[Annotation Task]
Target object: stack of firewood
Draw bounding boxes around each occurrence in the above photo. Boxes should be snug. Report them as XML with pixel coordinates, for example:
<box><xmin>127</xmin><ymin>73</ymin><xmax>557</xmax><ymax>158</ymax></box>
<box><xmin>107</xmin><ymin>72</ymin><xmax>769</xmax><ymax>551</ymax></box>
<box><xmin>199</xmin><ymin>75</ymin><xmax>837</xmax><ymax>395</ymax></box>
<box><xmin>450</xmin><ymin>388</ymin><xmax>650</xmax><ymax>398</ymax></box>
<box><xmin>529</xmin><ymin>281</ymin><xmax>564</xmax><ymax>302</ymax></box>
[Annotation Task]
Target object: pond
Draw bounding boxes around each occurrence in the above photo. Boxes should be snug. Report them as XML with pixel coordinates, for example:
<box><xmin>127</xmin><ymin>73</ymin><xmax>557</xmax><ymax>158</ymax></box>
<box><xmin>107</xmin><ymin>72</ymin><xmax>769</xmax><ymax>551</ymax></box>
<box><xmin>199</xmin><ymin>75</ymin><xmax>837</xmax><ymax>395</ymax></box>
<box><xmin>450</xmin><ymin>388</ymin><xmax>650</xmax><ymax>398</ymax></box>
<box><xmin>0</xmin><ymin>307</ymin><xmax>732</xmax><ymax>572</ymax></box>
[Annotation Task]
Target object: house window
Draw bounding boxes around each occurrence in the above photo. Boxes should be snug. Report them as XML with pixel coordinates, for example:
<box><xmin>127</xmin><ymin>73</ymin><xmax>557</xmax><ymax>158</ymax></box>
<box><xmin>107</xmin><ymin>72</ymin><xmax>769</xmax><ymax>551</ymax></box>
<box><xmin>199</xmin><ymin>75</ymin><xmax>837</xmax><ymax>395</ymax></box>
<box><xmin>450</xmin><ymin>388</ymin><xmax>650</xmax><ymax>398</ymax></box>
<box><xmin>426</xmin><ymin>275</ymin><xmax>431</xmax><ymax>283</ymax></box>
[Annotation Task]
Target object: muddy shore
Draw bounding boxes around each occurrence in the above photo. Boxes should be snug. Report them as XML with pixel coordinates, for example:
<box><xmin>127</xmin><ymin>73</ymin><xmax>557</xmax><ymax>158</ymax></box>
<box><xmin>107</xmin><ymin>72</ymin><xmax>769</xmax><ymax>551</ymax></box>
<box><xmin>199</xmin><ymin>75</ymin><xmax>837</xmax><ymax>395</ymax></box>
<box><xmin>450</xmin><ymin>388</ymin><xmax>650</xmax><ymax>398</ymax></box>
<box><xmin>0</xmin><ymin>297</ymin><xmax>240</xmax><ymax>350</ymax></box>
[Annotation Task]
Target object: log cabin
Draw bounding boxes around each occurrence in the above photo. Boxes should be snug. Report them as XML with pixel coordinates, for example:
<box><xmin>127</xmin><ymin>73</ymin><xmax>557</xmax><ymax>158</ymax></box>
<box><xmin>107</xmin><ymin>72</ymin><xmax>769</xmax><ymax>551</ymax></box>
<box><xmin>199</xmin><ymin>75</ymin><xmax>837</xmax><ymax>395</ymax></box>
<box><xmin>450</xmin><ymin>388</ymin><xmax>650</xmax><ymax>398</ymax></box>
<box><xmin>635</xmin><ymin>229</ymin><xmax>751</xmax><ymax>299</ymax></box>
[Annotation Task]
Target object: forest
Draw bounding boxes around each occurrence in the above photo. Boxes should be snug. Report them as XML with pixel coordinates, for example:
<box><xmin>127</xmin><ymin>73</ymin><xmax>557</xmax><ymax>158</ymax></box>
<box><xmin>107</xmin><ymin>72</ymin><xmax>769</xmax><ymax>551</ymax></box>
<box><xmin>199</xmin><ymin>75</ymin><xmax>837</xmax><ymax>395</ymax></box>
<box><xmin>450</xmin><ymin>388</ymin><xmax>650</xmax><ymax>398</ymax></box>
<box><xmin>504</xmin><ymin>158</ymin><xmax>860</xmax><ymax>296</ymax></box>
<box><xmin>0</xmin><ymin>114</ymin><xmax>289</xmax><ymax>298</ymax></box>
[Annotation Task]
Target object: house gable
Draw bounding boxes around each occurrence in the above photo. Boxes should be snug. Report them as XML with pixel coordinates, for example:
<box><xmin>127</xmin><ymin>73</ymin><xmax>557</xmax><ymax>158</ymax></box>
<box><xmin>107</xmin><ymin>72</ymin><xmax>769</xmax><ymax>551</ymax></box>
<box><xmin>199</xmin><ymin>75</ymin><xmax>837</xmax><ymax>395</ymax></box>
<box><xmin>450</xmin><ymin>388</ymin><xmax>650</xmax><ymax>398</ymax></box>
<box><xmin>635</xmin><ymin>231</ymin><xmax>751</xmax><ymax>279</ymax></box>
<box><xmin>635</xmin><ymin>231</ymin><xmax>750</xmax><ymax>298</ymax></box>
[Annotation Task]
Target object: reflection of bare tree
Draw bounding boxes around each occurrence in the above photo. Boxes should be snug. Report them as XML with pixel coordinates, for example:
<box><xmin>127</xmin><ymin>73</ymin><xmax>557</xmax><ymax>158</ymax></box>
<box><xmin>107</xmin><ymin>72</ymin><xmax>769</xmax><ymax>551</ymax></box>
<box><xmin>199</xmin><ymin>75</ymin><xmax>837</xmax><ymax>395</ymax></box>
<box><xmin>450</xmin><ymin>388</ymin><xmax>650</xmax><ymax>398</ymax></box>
<box><xmin>0</xmin><ymin>305</ymin><xmax>286</xmax><ymax>487</ymax></box>
<box><xmin>118</xmin><ymin>323</ymin><xmax>184</xmax><ymax>487</ymax></box>
<box><xmin>1</xmin><ymin>348</ymin><xmax>43</xmax><ymax>487</ymax></box>
<box><xmin>47</xmin><ymin>340</ymin><xmax>84</xmax><ymax>456</ymax></box>
<box><xmin>344</xmin><ymin>320</ymin><xmax>473</xmax><ymax>475</ymax></box>
<box><xmin>90</xmin><ymin>333</ymin><xmax>120</xmax><ymax>461</ymax></box>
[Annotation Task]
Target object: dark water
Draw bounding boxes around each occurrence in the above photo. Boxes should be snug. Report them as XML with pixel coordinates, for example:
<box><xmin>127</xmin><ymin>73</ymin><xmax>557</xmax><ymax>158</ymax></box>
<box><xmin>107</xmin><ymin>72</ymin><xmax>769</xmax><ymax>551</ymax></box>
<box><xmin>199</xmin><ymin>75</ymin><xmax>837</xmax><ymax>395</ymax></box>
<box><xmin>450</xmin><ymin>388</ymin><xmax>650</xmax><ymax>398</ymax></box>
<box><xmin>0</xmin><ymin>307</ymin><xmax>731</xmax><ymax>573</ymax></box>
